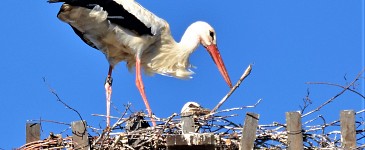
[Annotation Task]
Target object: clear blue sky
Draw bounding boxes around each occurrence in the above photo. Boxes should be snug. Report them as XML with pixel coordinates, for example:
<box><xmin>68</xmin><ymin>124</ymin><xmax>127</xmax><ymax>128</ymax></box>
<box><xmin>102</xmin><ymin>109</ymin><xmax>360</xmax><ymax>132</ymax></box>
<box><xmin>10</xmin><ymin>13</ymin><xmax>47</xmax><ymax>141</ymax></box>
<box><xmin>0</xmin><ymin>0</ymin><xmax>364</xmax><ymax>149</ymax></box>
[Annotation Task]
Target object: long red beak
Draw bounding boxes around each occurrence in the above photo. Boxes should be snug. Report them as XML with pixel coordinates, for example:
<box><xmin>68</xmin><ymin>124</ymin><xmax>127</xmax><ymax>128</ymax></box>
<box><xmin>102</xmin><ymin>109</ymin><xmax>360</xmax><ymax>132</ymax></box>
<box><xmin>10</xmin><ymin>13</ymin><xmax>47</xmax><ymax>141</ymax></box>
<box><xmin>206</xmin><ymin>44</ymin><xmax>233</xmax><ymax>88</ymax></box>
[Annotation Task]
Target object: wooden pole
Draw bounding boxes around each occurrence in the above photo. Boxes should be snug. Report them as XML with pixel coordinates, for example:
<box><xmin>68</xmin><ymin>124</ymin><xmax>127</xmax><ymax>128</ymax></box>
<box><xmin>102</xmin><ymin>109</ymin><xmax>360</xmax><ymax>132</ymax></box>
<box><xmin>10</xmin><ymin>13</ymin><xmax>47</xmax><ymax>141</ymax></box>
<box><xmin>240</xmin><ymin>112</ymin><xmax>259</xmax><ymax>150</ymax></box>
<box><xmin>286</xmin><ymin>112</ymin><xmax>303</xmax><ymax>150</ymax></box>
<box><xmin>71</xmin><ymin>120</ymin><xmax>89</xmax><ymax>150</ymax></box>
<box><xmin>26</xmin><ymin>123</ymin><xmax>40</xmax><ymax>143</ymax></box>
<box><xmin>340</xmin><ymin>110</ymin><xmax>356</xmax><ymax>149</ymax></box>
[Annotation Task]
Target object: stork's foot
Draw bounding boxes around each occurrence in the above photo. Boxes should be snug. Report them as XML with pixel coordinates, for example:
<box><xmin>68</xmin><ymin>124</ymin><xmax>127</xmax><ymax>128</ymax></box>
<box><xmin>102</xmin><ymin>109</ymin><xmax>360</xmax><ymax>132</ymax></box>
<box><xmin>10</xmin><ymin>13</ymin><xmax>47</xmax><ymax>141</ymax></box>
<box><xmin>105</xmin><ymin>76</ymin><xmax>113</xmax><ymax>87</ymax></box>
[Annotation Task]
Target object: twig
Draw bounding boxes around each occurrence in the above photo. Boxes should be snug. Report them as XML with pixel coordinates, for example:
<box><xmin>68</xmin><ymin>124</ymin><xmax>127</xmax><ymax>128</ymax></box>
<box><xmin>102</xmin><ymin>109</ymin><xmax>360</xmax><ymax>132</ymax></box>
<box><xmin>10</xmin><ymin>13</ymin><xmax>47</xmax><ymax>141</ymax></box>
<box><xmin>111</xmin><ymin>101</ymin><xmax>123</xmax><ymax>115</ymax></box>
<box><xmin>27</xmin><ymin>119</ymin><xmax>71</xmax><ymax>126</ymax></box>
<box><xmin>204</xmin><ymin>99</ymin><xmax>262</xmax><ymax>118</ymax></box>
<box><xmin>94</xmin><ymin>105</ymin><xmax>134</xmax><ymax>148</ymax></box>
<box><xmin>305</xmin><ymin>82</ymin><xmax>365</xmax><ymax>99</ymax></box>
<box><xmin>300</xmin><ymin>88</ymin><xmax>312</xmax><ymax>114</ymax></box>
<box><xmin>302</xmin><ymin>115</ymin><xmax>320</xmax><ymax>125</ymax></box>
<box><xmin>302</xmin><ymin>67</ymin><xmax>365</xmax><ymax>118</ymax></box>
<box><xmin>356</xmin><ymin>109</ymin><xmax>365</xmax><ymax>114</ymax></box>
<box><xmin>91</xmin><ymin>114</ymin><xmax>120</xmax><ymax>119</ymax></box>
<box><xmin>92</xmin><ymin>129</ymin><xmax>108</xmax><ymax>148</ymax></box>
<box><xmin>162</xmin><ymin>113</ymin><xmax>177</xmax><ymax>132</ymax></box>
<box><xmin>210</xmin><ymin>64</ymin><xmax>252</xmax><ymax>113</ymax></box>
<box><xmin>111</xmin><ymin>103</ymin><xmax>132</xmax><ymax>130</ymax></box>
<box><xmin>42</xmin><ymin>77</ymin><xmax>87</xmax><ymax>136</ymax></box>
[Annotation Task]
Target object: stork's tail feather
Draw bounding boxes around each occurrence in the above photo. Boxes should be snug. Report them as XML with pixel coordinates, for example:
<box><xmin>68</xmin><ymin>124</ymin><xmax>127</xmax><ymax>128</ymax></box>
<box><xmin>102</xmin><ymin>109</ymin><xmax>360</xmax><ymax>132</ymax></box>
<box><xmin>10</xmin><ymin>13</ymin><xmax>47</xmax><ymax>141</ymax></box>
<box><xmin>47</xmin><ymin>0</ymin><xmax>100</xmax><ymax>9</ymax></box>
<box><xmin>48</xmin><ymin>0</ymin><xmax>80</xmax><ymax>3</ymax></box>
<box><xmin>48</xmin><ymin>0</ymin><xmax>62</xmax><ymax>3</ymax></box>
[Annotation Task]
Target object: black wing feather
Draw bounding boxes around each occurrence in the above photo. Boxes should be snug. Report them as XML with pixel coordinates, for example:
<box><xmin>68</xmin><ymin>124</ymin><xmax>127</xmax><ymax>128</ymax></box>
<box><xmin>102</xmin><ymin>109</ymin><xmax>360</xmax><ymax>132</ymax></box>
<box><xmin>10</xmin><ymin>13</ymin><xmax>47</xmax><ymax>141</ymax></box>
<box><xmin>104</xmin><ymin>1</ymin><xmax>153</xmax><ymax>36</ymax></box>
<box><xmin>70</xmin><ymin>25</ymin><xmax>98</xmax><ymax>49</ymax></box>
<box><xmin>50</xmin><ymin>0</ymin><xmax>153</xmax><ymax>36</ymax></box>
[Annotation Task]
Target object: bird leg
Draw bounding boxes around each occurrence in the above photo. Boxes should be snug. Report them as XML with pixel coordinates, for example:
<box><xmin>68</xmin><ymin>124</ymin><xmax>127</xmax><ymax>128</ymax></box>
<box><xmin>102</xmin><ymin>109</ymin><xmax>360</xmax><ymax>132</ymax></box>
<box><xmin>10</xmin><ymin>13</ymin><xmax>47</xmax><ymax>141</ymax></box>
<box><xmin>105</xmin><ymin>65</ymin><xmax>113</xmax><ymax>127</ymax></box>
<box><xmin>135</xmin><ymin>57</ymin><xmax>156</xmax><ymax>126</ymax></box>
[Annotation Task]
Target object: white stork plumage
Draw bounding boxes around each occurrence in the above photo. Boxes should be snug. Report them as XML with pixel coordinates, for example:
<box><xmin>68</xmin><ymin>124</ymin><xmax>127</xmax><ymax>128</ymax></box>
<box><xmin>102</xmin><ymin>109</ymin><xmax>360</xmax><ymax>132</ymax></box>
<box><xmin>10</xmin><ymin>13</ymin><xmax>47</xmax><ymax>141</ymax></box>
<box><xmin>49</xmin><ymin>0</ymin><xmax>233</xmax><ymax>127</ymax></box>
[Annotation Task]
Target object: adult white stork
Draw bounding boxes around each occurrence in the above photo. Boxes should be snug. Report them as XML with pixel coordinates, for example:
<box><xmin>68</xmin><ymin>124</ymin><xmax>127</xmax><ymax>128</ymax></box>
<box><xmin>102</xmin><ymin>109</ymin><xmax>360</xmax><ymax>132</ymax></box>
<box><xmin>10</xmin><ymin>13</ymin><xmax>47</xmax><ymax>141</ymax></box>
<box><xmin>49</xmin><ymin>0</ymin><xmax>233</xmax><ymax>127</ymax></box>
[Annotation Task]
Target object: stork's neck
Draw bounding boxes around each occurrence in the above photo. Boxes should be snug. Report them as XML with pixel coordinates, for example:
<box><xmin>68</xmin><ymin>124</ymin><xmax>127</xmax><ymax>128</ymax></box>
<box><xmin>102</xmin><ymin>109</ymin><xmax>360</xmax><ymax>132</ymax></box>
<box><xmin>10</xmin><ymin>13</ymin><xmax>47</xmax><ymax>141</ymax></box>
<box><xmin>144</xmin><ymin>25</ymin><xmax>201</xmax><ymax>79</ymax></box>
<box><xmin>177</xmin><ymin>27</ymin><xmax>200</xmax><ymax>54</ymax></box>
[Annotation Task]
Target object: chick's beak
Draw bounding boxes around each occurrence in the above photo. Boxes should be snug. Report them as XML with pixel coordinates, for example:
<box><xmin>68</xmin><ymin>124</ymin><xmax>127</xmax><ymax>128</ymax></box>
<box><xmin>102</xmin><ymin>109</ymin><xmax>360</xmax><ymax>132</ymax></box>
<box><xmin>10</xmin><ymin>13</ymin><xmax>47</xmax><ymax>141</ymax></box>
<box><xmin>206</xmin><ymin>44</ymin><xmax>233</xmax><ymax>88</ymax></box>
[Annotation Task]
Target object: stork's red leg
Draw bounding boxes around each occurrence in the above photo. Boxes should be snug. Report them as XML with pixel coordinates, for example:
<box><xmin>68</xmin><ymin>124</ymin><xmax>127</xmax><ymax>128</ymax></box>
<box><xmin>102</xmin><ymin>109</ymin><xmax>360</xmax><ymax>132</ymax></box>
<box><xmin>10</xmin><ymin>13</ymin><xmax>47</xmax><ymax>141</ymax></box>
<box><xmin>135</xmin><ymin>57</ymin><xmax>156</xmax><ymax>126</ymax></box>
<box><xmin>105</xmin><ymin>65</ymin><xmax>113</xmax><ymax>127</ymax></box>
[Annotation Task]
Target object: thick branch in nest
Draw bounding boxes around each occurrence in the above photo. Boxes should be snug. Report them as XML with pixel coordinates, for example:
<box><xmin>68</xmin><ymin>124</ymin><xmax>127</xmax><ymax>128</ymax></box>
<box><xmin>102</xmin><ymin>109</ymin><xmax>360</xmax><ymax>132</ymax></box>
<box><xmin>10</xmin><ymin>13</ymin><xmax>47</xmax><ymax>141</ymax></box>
<box><xmin>210</xmin><ymin>64</ymin><xmax>252</xmax><ymax>114</ymax></box>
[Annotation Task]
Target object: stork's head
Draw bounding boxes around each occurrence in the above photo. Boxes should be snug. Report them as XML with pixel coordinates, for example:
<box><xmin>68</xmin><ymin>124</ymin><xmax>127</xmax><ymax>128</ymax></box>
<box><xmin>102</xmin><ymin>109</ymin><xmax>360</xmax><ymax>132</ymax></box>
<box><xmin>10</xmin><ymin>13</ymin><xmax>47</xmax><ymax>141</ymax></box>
<box><xmin>191</xmin><ymin>21</ymin><xmax>233</xmax><ymax>88</ymax></box>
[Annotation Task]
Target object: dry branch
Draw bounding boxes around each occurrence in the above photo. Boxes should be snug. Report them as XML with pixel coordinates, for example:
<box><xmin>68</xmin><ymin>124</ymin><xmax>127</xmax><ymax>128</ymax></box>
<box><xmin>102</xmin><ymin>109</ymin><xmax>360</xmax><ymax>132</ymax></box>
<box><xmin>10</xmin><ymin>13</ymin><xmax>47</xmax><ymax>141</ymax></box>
<box><xmin>305</xmin><ymin>82</ymin><xmax>365</xmax><ymax>99</ymax></box>
<box><xmin>210</xmin><ymin>64</ymin><xmax>252</xmax><ymax>114</ymax></box>
<box><xmin>302</xmin><ymin>67</ymin><xmax>365</xmax><ymax>118</ymax></box>
<box><xmin>43</xmin><ymin>77</ymin><xmax>86</xmax><ymax>127</ymax></box>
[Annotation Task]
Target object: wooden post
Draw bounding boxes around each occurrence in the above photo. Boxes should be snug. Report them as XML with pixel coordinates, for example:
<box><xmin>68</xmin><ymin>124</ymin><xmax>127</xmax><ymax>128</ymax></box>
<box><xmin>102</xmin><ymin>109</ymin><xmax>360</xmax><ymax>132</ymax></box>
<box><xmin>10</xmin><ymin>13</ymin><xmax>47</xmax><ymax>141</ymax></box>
<box><xmin>340</xmin><ymin>110</ymin><xmax>356</xmax><ymax>149</ymax></box>
<box><xmin>181</xmin><ymin>112</ymin><xmax>195</xmax><ymax>134</ymax></box>
<box><xmin>26</xmin><ymin>122</ymin><xmax>40</xmax><ymax>143</ymax></box>
<box><xmin>286</xmin><ymin>112</ymin><xmax>303</xmax><ymax>150</ymax></box>
<box><xmin>240</xmin><ymin>112</ymin><xmax>259</xmax><ymax>150</ymax></box>
<box><xmin>71</xmin><ymin>120</ymin><xmax>89</xmax><ymax>150</ymax></box>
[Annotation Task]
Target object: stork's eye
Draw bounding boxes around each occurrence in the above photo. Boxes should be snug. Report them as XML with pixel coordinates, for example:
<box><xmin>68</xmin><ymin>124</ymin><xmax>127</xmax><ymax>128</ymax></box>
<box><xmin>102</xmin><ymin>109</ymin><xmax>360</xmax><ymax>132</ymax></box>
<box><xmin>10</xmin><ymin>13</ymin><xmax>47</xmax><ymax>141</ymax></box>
<box><xmin>209</xmin><ymin>31</ymin><xmax>215</xmax><ymax>40</ymax></box>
